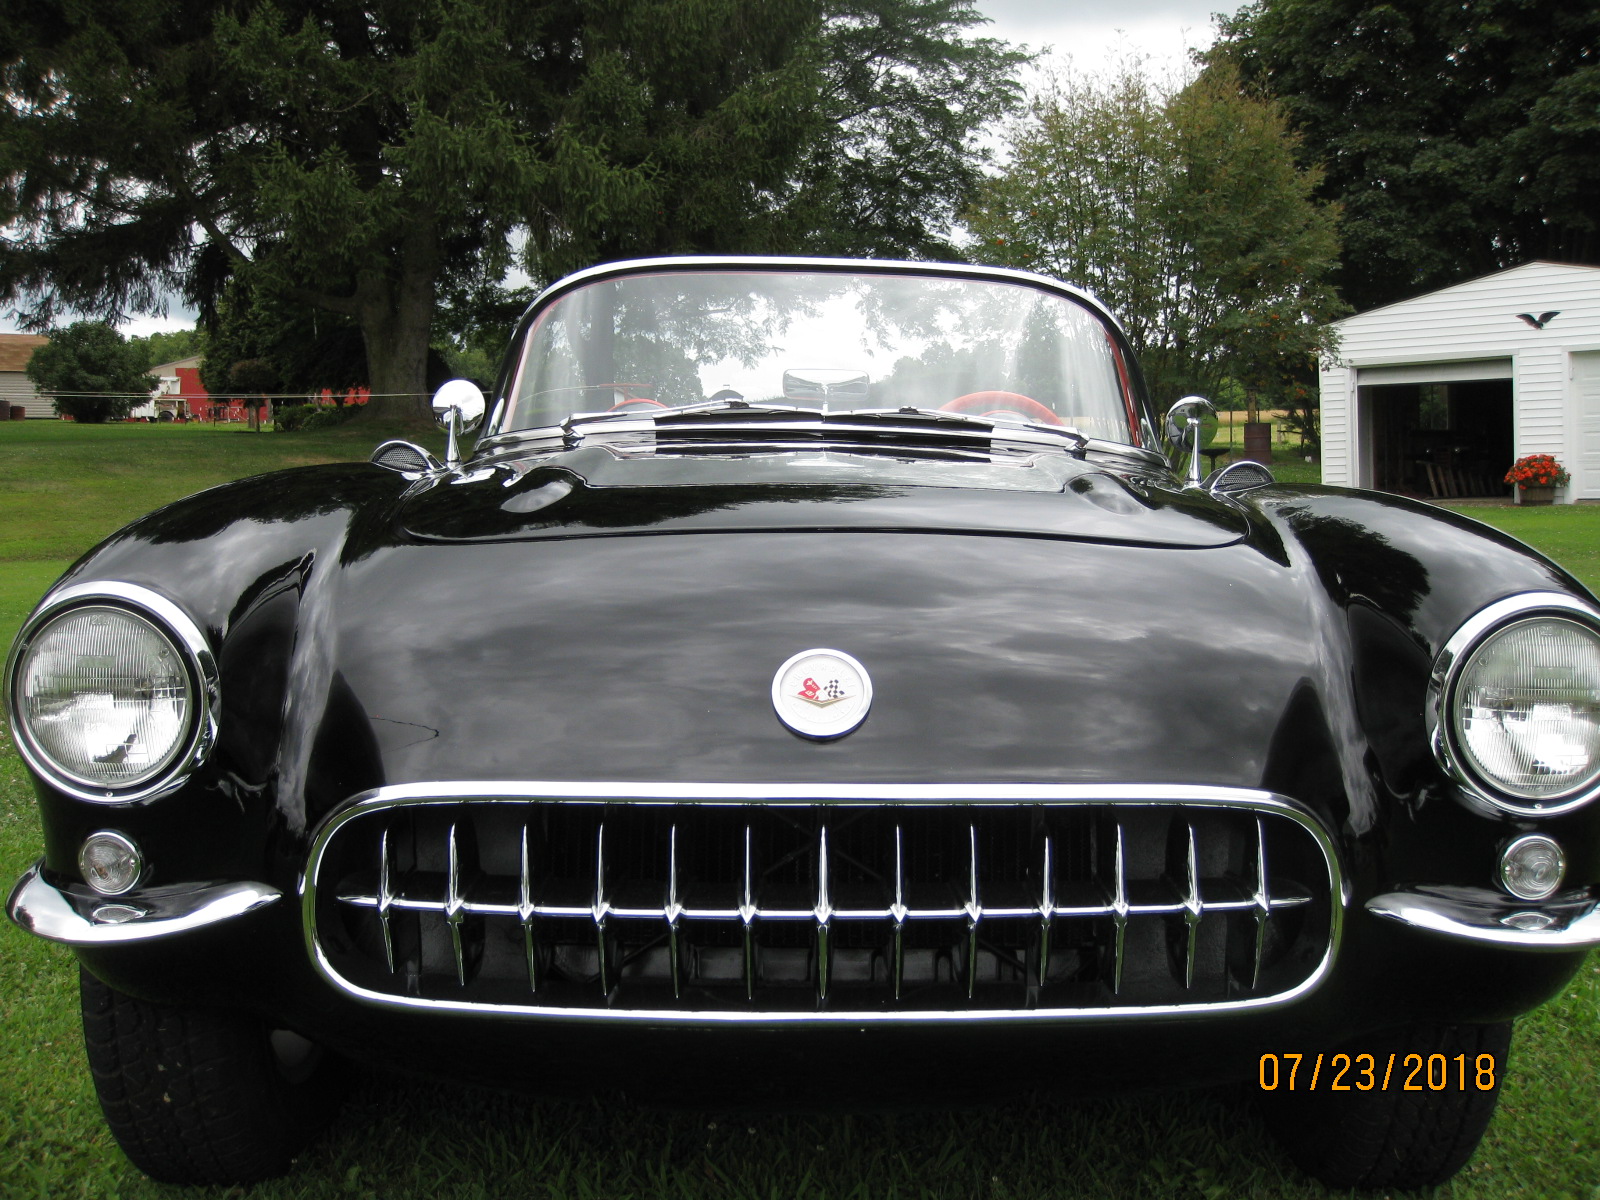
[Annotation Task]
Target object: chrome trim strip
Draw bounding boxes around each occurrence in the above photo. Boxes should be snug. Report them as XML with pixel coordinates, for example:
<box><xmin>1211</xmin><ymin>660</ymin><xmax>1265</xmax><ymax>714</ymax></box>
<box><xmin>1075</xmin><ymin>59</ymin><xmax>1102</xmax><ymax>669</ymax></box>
<box><xmin>8</xmin><ymin>861</ymin><xmax>279</xmax><ymax>946</ymax></box>
<box><xmin>306</xmin><ymin>779</ymin><xmax>1331</xmax><ymax>807</ymax></box>
<box><xmin>1428</xmin><ymin>591</ymin><xmax>1600</xmax><ymax>816</ymax></box>
<box><xmin>3</xmin><ymin>580</ymin><xmax>219</xmax><ymax>805</ymax></box>
<box><xmin>1366</xmin><ymin>886</ymin><xmax>1600</xmax><ymax>950</ymax></box>
<box><xmin>300</xmin><ymin>782</ymin><xmax>1347</xmax><ymax>1024</ymax></box>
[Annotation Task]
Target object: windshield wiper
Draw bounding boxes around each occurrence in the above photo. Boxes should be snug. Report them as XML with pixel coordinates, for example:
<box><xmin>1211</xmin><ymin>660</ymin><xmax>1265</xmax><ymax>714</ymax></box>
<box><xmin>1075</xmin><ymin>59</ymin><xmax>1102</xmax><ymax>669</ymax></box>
<box><xmin>563</xmin><ymin>401</ymin><xmax>1089</xmax><ymax>453</ymax></box>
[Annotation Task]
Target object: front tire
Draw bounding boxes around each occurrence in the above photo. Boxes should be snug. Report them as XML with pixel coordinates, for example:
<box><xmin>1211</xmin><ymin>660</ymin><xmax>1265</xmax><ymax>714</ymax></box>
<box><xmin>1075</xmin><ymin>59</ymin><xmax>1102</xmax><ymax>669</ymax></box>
<box><xmin>1259</xmin><ymin>1021</ymin><xmax>1511</xmax><ymax>1189</ymax></box>
<box><xmin>80</xmin><ymin>967</ymin><xmax>344</xmax><ymax>1184</ymax></box>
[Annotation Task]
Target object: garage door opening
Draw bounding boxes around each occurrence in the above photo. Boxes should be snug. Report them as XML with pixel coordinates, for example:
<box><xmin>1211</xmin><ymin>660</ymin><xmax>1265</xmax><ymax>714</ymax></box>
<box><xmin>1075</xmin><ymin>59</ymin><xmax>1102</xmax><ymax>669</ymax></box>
<box><xmin>1362</xmin><ymin>379</ymin><xmax>1513</xmax><ymax>499</ymax></box>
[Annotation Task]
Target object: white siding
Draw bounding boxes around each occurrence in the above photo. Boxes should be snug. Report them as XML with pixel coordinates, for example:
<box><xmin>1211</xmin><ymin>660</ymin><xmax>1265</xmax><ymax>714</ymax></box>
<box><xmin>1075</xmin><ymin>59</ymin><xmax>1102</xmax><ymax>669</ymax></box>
<box><xmin>1518</xmin><ymin>348</ymin><xmax>1568</xmax><ymax>458</ymax></box>
<box><xmin>1320</xmin><ymin>262</ymin><xmax>1600</xmax><ymax>497</ymax></box>
<box><xmin>0</xmin><ymin>371</ymin><xmax>52</xmax><ymax>418</ymax></box>
<box><xmin>1318</xmin><ymin>361</ymin><xmax>1351</xmax><ymax>486</ymax></box>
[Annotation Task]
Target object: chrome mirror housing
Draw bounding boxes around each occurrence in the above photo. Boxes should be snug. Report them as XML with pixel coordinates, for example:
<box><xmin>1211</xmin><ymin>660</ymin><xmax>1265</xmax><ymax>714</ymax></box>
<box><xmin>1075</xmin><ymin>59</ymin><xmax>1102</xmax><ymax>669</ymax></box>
<box><xmin>431</xmin><ymin>379</ymin><xmax>487</xmax><ymax>468</ymax></box>
<box><xmin>1164</xmin><ymin>396</ymin><xmax>1215</xmax><ymax>488</ymax></box>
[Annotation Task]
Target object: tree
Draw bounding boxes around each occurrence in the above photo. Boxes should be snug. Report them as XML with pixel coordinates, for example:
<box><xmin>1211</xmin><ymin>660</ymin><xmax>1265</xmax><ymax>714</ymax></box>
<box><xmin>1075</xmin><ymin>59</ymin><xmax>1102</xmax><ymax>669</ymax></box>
<box><xmin>25</xmin><ymin>322</ymin><xmax>154</xmax><ymax>422</ymax></box>
<box><xmin>128</xmin><ymin>328</ymin><xmax>206</xmax><ymax>371</ymax></box>
<box><xmin>1214</xmin><ymin>0</ymin><xmax>1600</xmax><ymax>312</ymax></box>
<box><xmin>1</xmin><ymin>1</ymin><xmax>1024</xmax><ymax>423</ymax></box>
<box><xmin>198</xmin><ymin>276</ymin><xmax>372</xmax><ymax>405</ymax></box>
<box><xmin>780</xmin><ymin>1</ymin><xmax>1028</xmax><ymax>261</ymax></box>
<box><xmin>966</xmin><ymin>63</ymin><xmax>1345</xmax><ymax>420</ymax></box>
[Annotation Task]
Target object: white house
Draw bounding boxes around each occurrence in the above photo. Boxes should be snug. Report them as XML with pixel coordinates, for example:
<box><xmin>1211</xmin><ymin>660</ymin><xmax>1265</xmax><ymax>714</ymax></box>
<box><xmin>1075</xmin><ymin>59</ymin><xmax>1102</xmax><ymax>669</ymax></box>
<box><xmin>1319</xmin><ymin>261</ymin><xmax>1600</xmax><ymax>502</ymax></box>
<box><xmin>134</xmin><ymin>355</ymin><xmax>207</xmax><ymax>420</ymax></box>
<box><xmin>0</xmin><ymin>333</ymin><xmax>51</xmax><ymax>417</ymax></box>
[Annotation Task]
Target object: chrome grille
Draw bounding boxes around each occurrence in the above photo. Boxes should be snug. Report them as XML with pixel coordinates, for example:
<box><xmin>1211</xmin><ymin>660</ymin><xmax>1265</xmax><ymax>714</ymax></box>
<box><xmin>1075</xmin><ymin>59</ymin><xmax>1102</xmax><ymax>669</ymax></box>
<box><xmin>305</xmin><ymin>785</ymin><xmax>1341</xmax><ymax>1019</ymax></box>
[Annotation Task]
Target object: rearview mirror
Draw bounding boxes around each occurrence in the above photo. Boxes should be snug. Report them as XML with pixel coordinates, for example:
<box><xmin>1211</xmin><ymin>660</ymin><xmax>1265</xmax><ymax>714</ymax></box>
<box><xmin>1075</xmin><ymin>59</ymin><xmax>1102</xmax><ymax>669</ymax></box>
<box><xmin>782</xmin><ymin>369</ymin><xmax>870</xmax><ymax>406</ymax></box>
<box><xmin>1164</xmin><ymin>396</ymin><xmax>1215</xmax><ymax>487</ymax></box>
<box><xmin>431</xmin><ymin>379</ymin><xmax>487</xmax><ymax>468</ymax></box>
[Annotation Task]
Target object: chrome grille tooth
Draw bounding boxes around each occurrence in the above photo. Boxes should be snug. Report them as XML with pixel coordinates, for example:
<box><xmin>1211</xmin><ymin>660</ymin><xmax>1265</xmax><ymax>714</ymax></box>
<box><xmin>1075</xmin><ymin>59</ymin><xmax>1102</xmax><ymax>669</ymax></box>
<box><xmin>667</xmin><ymin>823</ymin><xmax>682</xmax><ymax>1000</ymax></box>
<box><xmin>740</xmin><ymin>823</ymin><xmax>756</xmax><ymax>1002</ymax></box>
<box><xmin>891</xmin><ymin>824</ymin><xmax>906</xmax><ymax>1001</ymax></box>
<box><xmin>445</xmin><ymin>823</ymin><xmax>466</xmax><ymax>987</ymax></box>
<box><xmin>593</xmin><ymin>820</ymin><xmax>610</xmax><ymax>995</ymax></box>
<box><xmin>965</xmin><ymin>822</ymin><xmax>981</xmax><ymax>999</ymax></box>
<box><xmin>1182</xmin><ymin>823</ymin><xmax>1202</xmax><ymax>990</ymax></box>
<box><xmin>815</xmin><ymin>825</ymin><xmax>832</xmax><ymax>1001</ymax></box>
<box><xmin>518</xmin><ymin>825</ymin><xmax>538</xmax><ymax>993</ymax></box>
<box><xmin>1111</xmin><ymin>822</ymin><xmax>1128</xmax><ymax>996</ymax></box>
<box><xmin>1251</xmin><ymin>816</ymin><xmax>1271</xmax><ymax>990</ymax></box>
<box><xmin>377</xmin><ymin>828</ymin><xmax>395</xmax><ymax>974</ymax></box>
<box><xmin>1038</xmin><ymin>834</ymin><xmax>1054</xmax><ymax>987</ymax></box>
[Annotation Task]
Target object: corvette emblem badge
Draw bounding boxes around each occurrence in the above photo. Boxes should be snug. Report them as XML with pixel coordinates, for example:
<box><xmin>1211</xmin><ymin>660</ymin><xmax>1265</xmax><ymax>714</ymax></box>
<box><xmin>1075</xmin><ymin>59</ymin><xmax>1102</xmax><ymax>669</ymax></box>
<box><xmin>772</xmin><ymin>649</ymin><xmax>872</xmax><ymax>739</ymax></box>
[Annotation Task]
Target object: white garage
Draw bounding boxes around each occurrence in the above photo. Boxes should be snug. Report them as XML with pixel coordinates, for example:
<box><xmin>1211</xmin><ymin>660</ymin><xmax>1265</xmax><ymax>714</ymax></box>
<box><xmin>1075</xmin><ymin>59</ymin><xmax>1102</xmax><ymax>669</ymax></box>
<box><xmin>1319</xmin><ymin>261</ymin><xmax>1600</xmax><ymax>503</ymax></box>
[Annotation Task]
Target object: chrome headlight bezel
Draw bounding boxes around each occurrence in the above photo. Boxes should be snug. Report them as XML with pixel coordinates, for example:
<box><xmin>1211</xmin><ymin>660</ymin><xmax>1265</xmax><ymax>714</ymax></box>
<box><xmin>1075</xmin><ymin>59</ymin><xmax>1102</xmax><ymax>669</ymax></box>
<box><xmin>1429</xmin><ymin>591</ymin><xmax>1600</xmax><ymax>816</ymax></box>
<box><xmin>3</xmin><ymin>582</ymin><xmax>218</xmax><ymax>804</ymax></box>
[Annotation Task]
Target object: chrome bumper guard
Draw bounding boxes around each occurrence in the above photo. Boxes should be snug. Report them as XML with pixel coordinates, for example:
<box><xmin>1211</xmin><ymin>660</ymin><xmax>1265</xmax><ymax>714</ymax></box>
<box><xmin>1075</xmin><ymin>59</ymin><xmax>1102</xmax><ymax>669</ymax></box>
<box><xmin>1366</xmin><ymin>885</ymin><xmax>1600</xmax><ymax>950</ymax></box>
<box><xmin>6</xmin><ymin>861</ymin><xmax>280</xmax><ymax>946</ymax></box>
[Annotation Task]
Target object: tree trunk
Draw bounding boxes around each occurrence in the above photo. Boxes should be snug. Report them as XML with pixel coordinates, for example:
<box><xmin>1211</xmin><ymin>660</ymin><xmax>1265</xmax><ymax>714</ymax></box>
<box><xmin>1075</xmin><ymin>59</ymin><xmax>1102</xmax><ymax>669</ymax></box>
<box><xmin>355</xmin><ymin>219</ymin><xmax>441</xmax><ymax>426</ymax></box>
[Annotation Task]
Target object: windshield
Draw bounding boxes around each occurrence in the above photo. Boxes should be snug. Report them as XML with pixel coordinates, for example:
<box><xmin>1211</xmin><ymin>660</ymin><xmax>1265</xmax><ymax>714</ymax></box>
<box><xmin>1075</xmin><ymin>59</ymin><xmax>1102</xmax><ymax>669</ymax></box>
<box><xmin>500</xmin><ymin>268</ymin><xmax>1141</xmax><ymax>444</ymax></box>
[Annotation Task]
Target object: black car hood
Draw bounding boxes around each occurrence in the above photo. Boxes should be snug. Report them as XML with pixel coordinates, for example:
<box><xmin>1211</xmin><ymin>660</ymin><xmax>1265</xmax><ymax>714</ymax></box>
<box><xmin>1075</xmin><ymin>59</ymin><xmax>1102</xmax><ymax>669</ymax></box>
<box><xmin>395</xmin><ymin>447</ymin><xmax>1248</xmax><ymax>550</ymax></box>
<box><xmin>42</xmin><ymin>443</ymin><xmax>1600</xmax><ymax>899</ymax></box>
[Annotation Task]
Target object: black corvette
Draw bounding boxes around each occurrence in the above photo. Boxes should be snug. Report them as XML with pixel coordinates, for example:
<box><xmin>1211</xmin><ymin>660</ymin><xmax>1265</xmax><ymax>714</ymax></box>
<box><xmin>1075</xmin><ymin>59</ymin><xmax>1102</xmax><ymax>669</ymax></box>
<box><xmin>7</xmin><ymin>257</ymin><xmax>1599</xmax><ymax>1187</ymax></box>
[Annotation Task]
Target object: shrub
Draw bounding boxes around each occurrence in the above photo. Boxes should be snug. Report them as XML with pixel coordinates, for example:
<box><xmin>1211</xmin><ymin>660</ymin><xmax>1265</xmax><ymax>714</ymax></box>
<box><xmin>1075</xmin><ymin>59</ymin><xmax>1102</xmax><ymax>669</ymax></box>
<box><xmin>275</xmin><ymin>403</ymin><xmax>362</xmax><ymax>432</ymax></box>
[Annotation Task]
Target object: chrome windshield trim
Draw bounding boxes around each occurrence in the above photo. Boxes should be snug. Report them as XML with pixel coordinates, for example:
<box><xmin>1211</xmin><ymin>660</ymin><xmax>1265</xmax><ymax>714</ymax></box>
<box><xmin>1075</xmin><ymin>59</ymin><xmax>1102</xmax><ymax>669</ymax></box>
<box><xmin>479</xmin><ymin>255</ymin><xmax>1159</xmax><ymax>464</ymax></box>
<box><xmin>7</xmin><ymin>861</ymin><xmax>280</xmax><ymax>946</ymax></box>
<box><xmin>1427</xmin><ymin>591</ymin><xmax>1600</xmax><ymax>816</ymax></box>
<box><xmin>301</xmin><ymin>781</ymin><xmax>1346</xmax><ymax>1025</ymax></box>
<box><xmin>4</xmin><ymin>580</ymin><xmax>219</xmax><ymax>805</ymax></box>
<box><xmin>1366</xmin><ymin>885</ymin><xmax>1600</xmax><ymax>950</ymax></box>
<box><xmin>520</xmin><ymin>255</ymin><xmax>1129</xmax><ymax>344</ymax></box>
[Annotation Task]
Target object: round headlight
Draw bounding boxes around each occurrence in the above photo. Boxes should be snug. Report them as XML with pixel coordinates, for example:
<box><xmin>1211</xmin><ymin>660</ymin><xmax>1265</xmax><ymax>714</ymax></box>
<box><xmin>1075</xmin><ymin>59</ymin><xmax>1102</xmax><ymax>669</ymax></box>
<box><xmin>1435</xmin><ymin>596</ymin><xmax>1600</xmax><ymax>813</ymax></box>
<box><xmin>13</xmin><ymin>605</ymin><xmax>193</xmax><ymax>790</ymax></box>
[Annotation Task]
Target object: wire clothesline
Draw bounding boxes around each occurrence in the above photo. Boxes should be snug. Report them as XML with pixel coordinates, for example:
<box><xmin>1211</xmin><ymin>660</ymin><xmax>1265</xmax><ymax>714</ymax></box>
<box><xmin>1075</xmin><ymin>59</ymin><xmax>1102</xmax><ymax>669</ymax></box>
<box><xmin>39</xmin><ymin>391</ymin><xmax>433</xmax><ymax>400</ymax></box>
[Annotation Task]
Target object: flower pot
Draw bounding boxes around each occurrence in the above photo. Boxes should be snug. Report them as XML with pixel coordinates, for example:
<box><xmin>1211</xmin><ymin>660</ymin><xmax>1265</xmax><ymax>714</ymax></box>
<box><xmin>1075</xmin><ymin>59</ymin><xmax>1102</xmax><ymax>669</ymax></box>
<box><xmin>1519</xmin><ymin>485</ymin><xmax>1555</xmax><ymax>506</ymax></box>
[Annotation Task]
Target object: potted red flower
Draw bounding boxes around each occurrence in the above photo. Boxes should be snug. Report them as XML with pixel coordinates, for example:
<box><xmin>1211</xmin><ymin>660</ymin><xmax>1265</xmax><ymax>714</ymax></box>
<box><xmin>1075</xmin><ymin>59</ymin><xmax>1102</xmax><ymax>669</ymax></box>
<box><xmin>1504</xmin><ymin>453</ymin><xmax>1570</xmax><ymax>505</ymax></box>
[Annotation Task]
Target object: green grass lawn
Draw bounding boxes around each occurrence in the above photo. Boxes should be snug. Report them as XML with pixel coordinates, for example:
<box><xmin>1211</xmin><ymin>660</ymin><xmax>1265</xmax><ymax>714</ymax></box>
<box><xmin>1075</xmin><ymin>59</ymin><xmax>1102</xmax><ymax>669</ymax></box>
<box><xmin>1</xmin><ymin>422</ymin><xmax>1596</xmax><ymax>1199</ymax></box>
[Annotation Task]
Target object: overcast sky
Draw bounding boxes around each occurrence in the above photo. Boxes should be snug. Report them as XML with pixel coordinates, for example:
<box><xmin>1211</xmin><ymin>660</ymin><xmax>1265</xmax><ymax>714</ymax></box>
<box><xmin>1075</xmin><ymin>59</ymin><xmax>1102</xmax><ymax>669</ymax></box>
<box><xmin>11</xmin><ymin>1</ymin><xmax>1240</xmax><ymax>337</ymax></box>
<box><xmin>977</xmin><ymin>0</ymin><xmax>1235</xmax><ymax>79</ymax></box>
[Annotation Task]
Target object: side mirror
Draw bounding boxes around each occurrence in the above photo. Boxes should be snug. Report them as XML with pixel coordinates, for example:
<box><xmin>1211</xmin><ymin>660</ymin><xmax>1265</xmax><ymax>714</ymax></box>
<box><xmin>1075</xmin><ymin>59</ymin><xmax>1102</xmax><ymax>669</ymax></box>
<box><xmin>1164</xmin><ymin>396</ymin><xmax>1215</xmax><ymax>487</ymax></box>
<box><xmin>431</xmin><ymin>379</ymin><xmax>487</xmax><ymax>468</ymax></box>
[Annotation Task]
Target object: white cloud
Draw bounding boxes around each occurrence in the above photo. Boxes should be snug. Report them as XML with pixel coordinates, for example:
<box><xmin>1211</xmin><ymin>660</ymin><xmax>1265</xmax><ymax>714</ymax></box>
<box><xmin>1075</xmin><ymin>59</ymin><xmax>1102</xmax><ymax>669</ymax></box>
<box><xmin>976</xmin><ymin>0</ymin><xmax>1231</xmax><ymax>81</ymax></box>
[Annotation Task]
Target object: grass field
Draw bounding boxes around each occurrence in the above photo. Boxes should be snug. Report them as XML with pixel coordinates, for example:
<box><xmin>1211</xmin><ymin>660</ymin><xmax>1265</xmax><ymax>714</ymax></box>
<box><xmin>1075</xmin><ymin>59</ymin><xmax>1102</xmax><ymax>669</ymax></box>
<box><xmin>1</xmin><ymin>421</ymin><xmax>1596</xmax><ymax>1199</ymax></box>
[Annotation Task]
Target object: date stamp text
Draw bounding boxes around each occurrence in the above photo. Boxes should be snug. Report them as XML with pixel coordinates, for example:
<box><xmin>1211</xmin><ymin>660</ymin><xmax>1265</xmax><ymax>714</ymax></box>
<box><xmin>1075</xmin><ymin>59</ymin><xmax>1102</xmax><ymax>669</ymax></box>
<box><xmin>1257</xmin><ymin>1052</ymin><xmax>1499</xmax><ymax>1092</ymax></box>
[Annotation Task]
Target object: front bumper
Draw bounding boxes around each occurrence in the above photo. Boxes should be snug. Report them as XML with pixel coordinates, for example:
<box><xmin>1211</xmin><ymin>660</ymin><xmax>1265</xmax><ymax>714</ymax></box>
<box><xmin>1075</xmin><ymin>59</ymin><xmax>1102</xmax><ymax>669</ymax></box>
<box><xmin>1367</xmin><ymin>885</ymin><xmax>1600</xmax><ymax>950</ymax></box>
<box><xmin>6</xmin><ymin>861</ymin><xmax>280</xmax><ymax>946</ymax></box>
